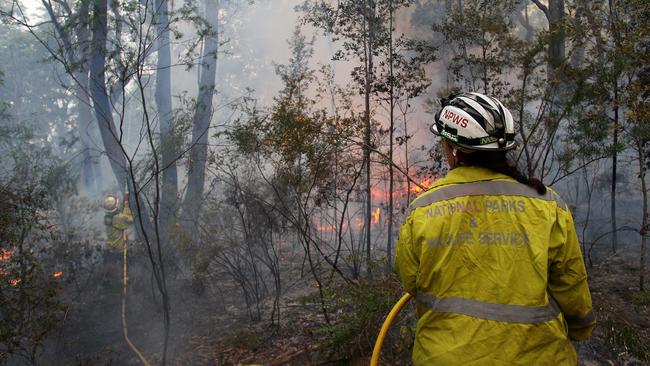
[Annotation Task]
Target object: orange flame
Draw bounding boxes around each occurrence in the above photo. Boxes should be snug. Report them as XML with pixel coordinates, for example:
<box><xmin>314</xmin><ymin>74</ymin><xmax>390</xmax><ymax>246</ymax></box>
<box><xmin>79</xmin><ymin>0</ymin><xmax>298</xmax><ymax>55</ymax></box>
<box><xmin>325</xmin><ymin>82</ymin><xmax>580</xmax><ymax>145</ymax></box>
<box><xmin>315</xmin><ymin>225</ymin><xmax>336</xmax><ymax>232</ymax></box>
<box><xmin>372</xmin><ymin>208</ymin><xmax>381</xmax><ymax>224</ymax></box>
<box><xmin>0</xmin><ymin>249</ymin><xmax>14</xmax><ymax>261</ymax></box>
<box><xmin>8</xmin><ymin>278</ymin><xmax>21</xmax><ymax>286</ymax></box>
<box><xmin>411</xmin><ymin>178</ymin><xmax>434</xmax><ymax>195</ymax></box>
<box><xmin>53</xmin><ymin>271</ymin><xmax>63</xmax><ymax>278</ymax></box>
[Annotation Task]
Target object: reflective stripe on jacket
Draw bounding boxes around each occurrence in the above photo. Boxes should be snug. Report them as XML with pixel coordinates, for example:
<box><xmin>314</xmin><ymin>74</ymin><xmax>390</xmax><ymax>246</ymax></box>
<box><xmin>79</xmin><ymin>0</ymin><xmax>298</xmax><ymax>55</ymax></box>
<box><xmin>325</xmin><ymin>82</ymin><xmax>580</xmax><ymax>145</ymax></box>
<box><xmin>395</xmin><ymin>166</ymin><xmax>595</xmax><ymax>366</ymax></box>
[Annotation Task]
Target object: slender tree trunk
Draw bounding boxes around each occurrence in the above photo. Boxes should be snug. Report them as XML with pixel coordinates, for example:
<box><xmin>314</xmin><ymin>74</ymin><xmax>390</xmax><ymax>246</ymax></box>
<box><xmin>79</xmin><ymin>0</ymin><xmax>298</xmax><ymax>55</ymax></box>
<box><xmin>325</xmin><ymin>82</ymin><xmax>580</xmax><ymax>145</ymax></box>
<box><xmin>532</xmin><ymin>0</ymin><xmax>565</xmax><ymax>79</ymax></box>
<box><xmin>533</xmin><ymin>0</ymin><xmax>565</xmax><ymax>133</ymax></box>
<box><xmin>548</xmin><ymin>0</ymin><xmax>565</xmax><ymax>78</ymax></box>
<box><xmin>612</xmin><ymin>84</ymin><xmax>619</xmax><ymax>253</ymax></box>
<box><xmin>608</xmin><ymin>0</ymin><xmax>621</xmax><ymax>255</ymax></box>
<box><xmin>638</xmin><ymin>139</ymin><xmax>647</xmax><ymax>291</ymax></box>
<box><xmin>325</xmin><ymin>30</ymin><xmax>338</xmax><ymax>116</ymax></box>
<box><xmin>387</xmin><ymin>0</ymin><xmax>394</xmax><ymax>269</ymax></box>
<box><xmin>404</xmin><ymin>111</ymin><xmax>411</xmax><ymax>206</ymax></box>
<box><xmin>90</xmin><ymin>0</ymin><xmax>127</xmax><ymax>188</ymax></box>
<box><xmin>570</xmin><ymin>0</ymin><xmax>586</xmax><ymax>67</ymax></box>
<box><xmin>364</xmin><ymin>0</ymin><xmax>375</xmax><ymax>279</ymax></box>
<box><xmin>77</xmin><ymin>81</ymin><xmax>100</xmax><ymax>193</ymax></box>
<box><xmin>151</xmin><ymin>9</ymin><xmax>175</xmax><ymax>361</ymax></box>
<box><xmin>45</xmin><ymin>0</ymin><xmax>99</xmax><ymax>194</ymax></box>
<box><xmin>181</xmin><ymin>0</ymin><xmax>220</xmax><ymax>231</ymax></box>
<box><xmin>155</xmin><ymin>0</ymin><xmax>178</xmax><ymax>248</ymax></box>
<box><xmin>90</xmin><ymin>0</ymin><xmax>154</xmax><ymax>239</ymax></box>
<box><xmin>73</xmin><ymin>2</ymin><xmax>100</xmax><ymax>194</ymax></box>
<box><xmin>524</xmin><ymin>1</ymin><xmax>533</xmax><ymax>42</ymax></box>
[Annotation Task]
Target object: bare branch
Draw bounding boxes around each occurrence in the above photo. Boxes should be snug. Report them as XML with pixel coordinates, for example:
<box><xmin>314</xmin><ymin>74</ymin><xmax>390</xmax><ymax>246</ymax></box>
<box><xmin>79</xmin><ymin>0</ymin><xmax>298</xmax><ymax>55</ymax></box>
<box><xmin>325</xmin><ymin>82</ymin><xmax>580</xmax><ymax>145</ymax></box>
<box><xmin>531</xmin><ymin>0</ymin><xmax>549</xmax><ymax>19</ymax></box>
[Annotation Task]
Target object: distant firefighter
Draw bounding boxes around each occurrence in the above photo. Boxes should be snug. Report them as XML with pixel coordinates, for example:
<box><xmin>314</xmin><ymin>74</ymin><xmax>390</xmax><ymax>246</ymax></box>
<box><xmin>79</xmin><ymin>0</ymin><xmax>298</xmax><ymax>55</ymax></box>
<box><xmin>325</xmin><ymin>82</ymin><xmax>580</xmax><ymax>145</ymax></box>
<box><xmin>103</xmin><ymin>193</ymin><xmax>134</xmax><ymax>251</ymax></box>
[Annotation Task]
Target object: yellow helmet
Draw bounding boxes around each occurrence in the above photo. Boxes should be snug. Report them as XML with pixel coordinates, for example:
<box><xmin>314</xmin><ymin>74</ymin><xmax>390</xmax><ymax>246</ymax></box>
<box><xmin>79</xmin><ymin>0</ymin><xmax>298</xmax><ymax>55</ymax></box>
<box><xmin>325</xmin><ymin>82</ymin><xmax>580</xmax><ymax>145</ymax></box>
<box><xmin>103</xmin><ymin>194</ymin><xmax>120</xmax><ymax>213</ymax></box>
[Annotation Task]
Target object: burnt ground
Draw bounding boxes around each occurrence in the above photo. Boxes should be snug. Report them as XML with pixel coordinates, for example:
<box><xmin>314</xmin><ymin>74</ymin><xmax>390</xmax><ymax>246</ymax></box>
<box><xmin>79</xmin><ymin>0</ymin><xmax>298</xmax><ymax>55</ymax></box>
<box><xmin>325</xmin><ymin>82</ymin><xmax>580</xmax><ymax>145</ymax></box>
<box><xmin>186</xmin><ymin>252</ymin><xmax>650</xmax><ymax>366</ymax></box>
<box><xmin>576</xmin><ymin>251</ymin><xmax>650</xmax><ymax>366</ymax></box>
<box><xmin>35</xmin><ymin>244</ymin><xmax>649</xmax><ymax>366</ymax></box>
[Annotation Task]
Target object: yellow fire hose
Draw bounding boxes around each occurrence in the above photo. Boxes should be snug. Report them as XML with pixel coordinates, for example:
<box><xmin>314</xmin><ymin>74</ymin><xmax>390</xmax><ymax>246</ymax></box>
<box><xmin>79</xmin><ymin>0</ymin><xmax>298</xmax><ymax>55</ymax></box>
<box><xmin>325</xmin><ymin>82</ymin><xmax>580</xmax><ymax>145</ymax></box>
<box><xmin>122</xmin><ymin>232</ymin><xmax>151</xmax><ymax>366</ymax></box>
<box><xmin>370</xmin><ymin>293</ymin><xmax>413</xmax><ymax>366</ymax></box>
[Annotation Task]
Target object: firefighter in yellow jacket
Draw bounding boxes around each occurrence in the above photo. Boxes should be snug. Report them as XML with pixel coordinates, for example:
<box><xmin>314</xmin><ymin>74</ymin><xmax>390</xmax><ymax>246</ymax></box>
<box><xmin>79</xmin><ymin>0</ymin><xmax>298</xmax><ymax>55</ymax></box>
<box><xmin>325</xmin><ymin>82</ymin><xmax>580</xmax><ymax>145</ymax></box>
<box><xmin>395</xmin><ymin>92</ymin><xmax>595</xmax><ymax>365</ymax></box>
<box><xmin>103</xmin><ymin>193</ymin><xmax>134</xmax><ymax>251</ymax></box>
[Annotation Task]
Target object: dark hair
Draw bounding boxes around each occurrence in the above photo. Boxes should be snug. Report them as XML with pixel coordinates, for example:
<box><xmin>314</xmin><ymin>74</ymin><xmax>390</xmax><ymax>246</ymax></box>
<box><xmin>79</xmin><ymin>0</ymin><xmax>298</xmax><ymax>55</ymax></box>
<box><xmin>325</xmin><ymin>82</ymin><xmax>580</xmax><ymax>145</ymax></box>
<box><xmin>458</xmin><ymin>150</ymin><xmax>547</xmax><ymax>195</ymax></box>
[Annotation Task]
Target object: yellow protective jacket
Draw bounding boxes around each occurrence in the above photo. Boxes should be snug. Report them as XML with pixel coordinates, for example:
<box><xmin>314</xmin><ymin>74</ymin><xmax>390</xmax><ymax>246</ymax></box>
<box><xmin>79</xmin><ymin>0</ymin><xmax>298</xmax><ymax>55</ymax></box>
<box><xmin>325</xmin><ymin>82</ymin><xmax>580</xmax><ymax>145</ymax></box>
<box><xmin>395</xmin><ymin>166</ymin><xmax>595</xmax><ymax>366</ymax></box>
<box><xmin>105</xmin><ymin>206</ymin><xmax>133</xmax><ymax>251</ymax></box>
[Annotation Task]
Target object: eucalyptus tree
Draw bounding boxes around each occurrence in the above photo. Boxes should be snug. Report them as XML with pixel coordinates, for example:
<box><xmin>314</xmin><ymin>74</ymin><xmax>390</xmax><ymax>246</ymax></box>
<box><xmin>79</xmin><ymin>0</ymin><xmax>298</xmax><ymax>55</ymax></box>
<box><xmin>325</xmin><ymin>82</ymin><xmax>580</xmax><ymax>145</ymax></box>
<box><xmin>180</xmin><ymin>0</ymin><xmax>220</xmax><ymax>237</ymax></box>
<box><xmin>155</xmin><ymin>0</ymin><xmax>178</xmax><ymax>247</ymax></box>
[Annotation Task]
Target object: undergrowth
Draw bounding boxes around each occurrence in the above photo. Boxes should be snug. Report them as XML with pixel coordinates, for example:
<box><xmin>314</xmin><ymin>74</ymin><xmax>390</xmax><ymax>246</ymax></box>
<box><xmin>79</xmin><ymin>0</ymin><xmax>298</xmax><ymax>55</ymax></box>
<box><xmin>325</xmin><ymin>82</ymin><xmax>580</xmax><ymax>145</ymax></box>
<box><xmin>633</xmin><ymin>289</ymin><xmax>650</xmax><ymax>307</ymax></box>
<box><xmin>317</xmin><ymin>270</ymin><xmax>415</xmax><ymax>364</ymax></box>
<box><xmin>601</xmin><ymin>313</ymin><xmax>650</xmax><ymax>362</ymax></box>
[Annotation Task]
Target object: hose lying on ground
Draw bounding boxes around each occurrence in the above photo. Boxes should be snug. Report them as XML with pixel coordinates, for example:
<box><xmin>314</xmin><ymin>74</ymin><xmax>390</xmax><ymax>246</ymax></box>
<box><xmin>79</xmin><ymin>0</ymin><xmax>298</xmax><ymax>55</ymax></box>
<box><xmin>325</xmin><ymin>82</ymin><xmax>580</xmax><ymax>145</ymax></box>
<box><xmin>122</xmin><ymin>232</ymin><xmax>151</xmax><ymax>366</ymax></box>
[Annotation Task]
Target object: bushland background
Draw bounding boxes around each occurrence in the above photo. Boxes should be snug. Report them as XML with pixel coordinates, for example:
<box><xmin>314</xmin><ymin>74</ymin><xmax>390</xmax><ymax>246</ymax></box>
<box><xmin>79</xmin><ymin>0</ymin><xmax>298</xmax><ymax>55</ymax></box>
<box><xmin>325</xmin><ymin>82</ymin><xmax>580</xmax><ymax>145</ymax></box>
<box><xmin>0</xmin><ymin>0</ymin><xmax>648</xmax><ymax>364</ymax></box>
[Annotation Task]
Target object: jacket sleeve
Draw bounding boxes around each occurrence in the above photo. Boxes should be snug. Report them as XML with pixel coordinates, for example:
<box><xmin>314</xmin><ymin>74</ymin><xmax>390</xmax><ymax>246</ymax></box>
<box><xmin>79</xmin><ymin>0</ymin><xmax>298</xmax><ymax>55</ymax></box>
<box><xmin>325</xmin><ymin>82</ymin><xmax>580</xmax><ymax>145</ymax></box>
<box><xmin>395</xmin><ymin>215</ymin><xmax>418</xmax><ymax>295</ymax></box>
<box><xmin>548</xmin><ymin>206</ymin><xmax>596</xmax><ymax>341</ymax></box>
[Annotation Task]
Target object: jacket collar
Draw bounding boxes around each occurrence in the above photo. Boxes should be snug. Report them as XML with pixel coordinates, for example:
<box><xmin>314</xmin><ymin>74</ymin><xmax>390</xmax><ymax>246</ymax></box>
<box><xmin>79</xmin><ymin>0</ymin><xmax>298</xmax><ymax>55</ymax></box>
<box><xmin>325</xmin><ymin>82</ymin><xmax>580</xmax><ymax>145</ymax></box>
<box><xmin>432</xmin><ymin>166</ymin><xmax>514</xmax><ymax>188</ymax></box>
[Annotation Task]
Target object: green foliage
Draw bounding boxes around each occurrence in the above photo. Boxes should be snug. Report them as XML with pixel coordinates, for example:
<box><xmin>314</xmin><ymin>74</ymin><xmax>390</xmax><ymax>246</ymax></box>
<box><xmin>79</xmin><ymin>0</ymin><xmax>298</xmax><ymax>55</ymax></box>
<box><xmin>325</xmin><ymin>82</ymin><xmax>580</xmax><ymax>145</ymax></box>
<box><xmin>633</xmin><ymin>289</ymin><xmax>650</xmax><ymax>307</ymax></box>
<box><xmin>227</xmin><ymin>27</ymin><xmax>361</xmax><ymax>201</ymax></box>
<box><xmin>433</xmin><ymin>0</ymin><xmax>523</xmax><ymax>97</ymax></box>
<box><xmin>318</xmin><ymin>272</ymin><xmax>414</xmax><ymax>364</ymax></box>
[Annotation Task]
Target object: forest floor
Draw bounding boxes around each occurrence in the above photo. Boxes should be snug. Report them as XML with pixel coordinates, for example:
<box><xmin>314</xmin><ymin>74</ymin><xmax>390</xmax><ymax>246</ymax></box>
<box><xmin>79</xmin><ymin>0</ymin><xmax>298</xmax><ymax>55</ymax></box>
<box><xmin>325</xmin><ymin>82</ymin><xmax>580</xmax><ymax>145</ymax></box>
<box><xmin>196</xmin><ymin>251</ymin><xmax>650</xmax><ymax>366</ymax></box>
<box><xmin>40</xmin><ymin>246</ymin><xmax>649</xmax><ymax>366</ymax></box>
<box><xmin>576</xmin><ymin>251</ymin><xmax>650</xmax><ymax>366</ymax></box>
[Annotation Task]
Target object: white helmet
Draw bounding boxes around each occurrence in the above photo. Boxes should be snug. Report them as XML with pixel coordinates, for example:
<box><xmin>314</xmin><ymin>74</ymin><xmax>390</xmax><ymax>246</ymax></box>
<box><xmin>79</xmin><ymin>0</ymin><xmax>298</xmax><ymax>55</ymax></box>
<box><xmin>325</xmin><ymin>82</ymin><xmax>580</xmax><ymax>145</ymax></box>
<box><xmin>431</xmin><ymin>92</ymin><xmax>517</xmax><ymax>151</ymax></box>
<box><xmin>103</xmin><ymin>194</ymin><xmax>120</xmax><ymax>214</ymax></box>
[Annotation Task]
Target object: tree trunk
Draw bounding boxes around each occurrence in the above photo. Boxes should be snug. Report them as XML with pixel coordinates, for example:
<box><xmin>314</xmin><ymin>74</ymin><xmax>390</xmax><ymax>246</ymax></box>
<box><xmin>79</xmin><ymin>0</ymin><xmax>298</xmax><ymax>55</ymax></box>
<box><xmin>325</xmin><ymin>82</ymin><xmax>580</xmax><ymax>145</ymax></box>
<box><xmin>181</xmin><ymin>0</ymin><xmax>220</xmax><ymax>232</ymax></box>
<box><xmin>612</xmin><ymin>84</ymin><xmax>619</xmax><ymax>253</ymax></box>
<box><xmin>387</xmin><ymin>0</ymin><xmax>394</xmax><ymax>269</ymax></box>
<box><xmin>404</xmin><ymin>110</ymin><xmax>411</xmax><ymax>206</ymax></box>
<box><xmin>610</xmin><ymin>0</ymin><xmax>620</xmax><ymax>254</ymax></box>
<box><xmin>570</xmin><ymin>0</ymin><xmax>586</xmax><ymax>67</ymax></box>
<box><xmin>364</xmin><ymin>0</ymin><xmax>375</xmax><ymax>279</ymax></box>
<box><xmin>532</xmin><ymin>0</ymin><xmax>565</xmax><ymax>78</ymax></box>
<box><xmin>325</xmin><ymin>31</ymin><xmax>338</xmax><ymax>116</ymax></box>
<box><xmin>548</xmin><ymin>0</ymin><xmax>565</xmax><ymax>78</ymax></box>
<box><xmin>90</xmin><ymin>0</ymin><xmax>127</xmax><ymax>188</ymax></box>
<box><xmin>89</xmin><ymin>0</ymin><xmax>152</xmax><ymax>238</ymax></box>
<box><xmin>155</xmin><ymin>0</ymin><xmax>178</xmax><ymax>247</ymax></box>
<box><xmin>638</xmin><ymin>139</ymin><xmax>647</xmax><ymax>291</ymax></box>
<box><xmin>43</xmin><ymin>0</ymin><xmax>100</xmax><ymax>194</ymax></box>
<box><xmin>76</xmin><ymin>80</ymin><xmax>100</xmax><ymax>194</ymax></box>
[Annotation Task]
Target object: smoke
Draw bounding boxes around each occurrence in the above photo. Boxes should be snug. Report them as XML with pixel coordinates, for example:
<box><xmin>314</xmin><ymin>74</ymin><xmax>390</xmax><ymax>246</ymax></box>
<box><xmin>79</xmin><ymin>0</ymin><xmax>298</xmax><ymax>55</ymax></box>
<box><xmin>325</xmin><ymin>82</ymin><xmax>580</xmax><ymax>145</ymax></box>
<box><xmin>2</xmin><ymin>1</ymin><xmax>646</xmax><ymax>364</ymax></box>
